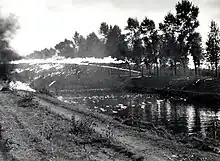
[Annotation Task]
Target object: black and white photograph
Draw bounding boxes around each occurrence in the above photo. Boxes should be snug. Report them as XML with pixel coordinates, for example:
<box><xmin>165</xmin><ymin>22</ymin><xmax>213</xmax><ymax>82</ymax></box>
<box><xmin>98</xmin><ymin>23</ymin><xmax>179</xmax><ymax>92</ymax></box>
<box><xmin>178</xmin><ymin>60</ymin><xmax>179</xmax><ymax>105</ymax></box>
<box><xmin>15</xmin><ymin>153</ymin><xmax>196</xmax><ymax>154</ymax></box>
<box><xmin>0</xmin><ymin>0</ymin><xmax>220</xmax><ymax>160</ymax></box>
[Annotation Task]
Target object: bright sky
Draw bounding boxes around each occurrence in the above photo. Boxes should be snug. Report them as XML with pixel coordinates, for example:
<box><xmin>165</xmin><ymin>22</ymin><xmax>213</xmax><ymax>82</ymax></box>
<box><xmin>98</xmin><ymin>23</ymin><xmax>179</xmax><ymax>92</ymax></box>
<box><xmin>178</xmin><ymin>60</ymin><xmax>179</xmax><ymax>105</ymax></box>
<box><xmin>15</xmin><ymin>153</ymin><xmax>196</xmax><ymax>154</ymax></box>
<box><xmin>1</xmin><ymin>0</ymin><xmax>220</xmax><ymax>56</ymax></box>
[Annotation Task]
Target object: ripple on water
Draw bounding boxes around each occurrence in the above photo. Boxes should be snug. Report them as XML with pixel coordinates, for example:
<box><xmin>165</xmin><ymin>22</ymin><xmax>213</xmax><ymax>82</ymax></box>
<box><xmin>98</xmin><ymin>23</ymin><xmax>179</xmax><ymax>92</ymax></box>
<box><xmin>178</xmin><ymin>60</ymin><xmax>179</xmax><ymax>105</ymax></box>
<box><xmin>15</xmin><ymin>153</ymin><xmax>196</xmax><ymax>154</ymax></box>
<box><xmin>58</xmin><ymin>92</ymin><xmax>220</xmax><ymax>140</ymax></box>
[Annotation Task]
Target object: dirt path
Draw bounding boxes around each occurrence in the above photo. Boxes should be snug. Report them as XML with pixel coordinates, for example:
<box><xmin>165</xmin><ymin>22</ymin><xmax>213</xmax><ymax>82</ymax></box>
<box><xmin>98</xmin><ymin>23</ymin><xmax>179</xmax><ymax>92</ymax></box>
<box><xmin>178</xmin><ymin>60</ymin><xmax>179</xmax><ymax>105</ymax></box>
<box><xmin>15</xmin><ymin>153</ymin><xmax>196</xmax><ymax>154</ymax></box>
<box><xmin>0</xmin><ymin>92</ymin><xmax>133</xmax><ymax>160</ymax></box>
<box><xmin>36</xmin><ymin>96</ymin><xmax>170</xmax><ymax>161</ymax></box>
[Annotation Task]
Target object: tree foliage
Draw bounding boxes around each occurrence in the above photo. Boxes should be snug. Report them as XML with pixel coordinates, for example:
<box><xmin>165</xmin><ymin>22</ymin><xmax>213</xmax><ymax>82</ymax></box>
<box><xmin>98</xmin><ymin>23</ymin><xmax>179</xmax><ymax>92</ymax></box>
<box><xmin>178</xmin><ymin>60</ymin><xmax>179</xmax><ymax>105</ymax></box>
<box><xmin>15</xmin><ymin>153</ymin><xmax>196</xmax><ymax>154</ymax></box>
<box><xmin>99</xmin><ymin>22</ymin><xmax>110</xmax><ymax>39</ymax></box>
<box><xmin>188</xmin><ymin>32</ymin><xmax>203</xmax><ymax>75</ymax></box>
<box><xmin>23</xmin><ymin>0</ymin><xmax>220</xmax><ymax>78</ymax></box>
<box><xmin>84</xmin><ymin>32</ymin><xmax>105</xmax><ymax>58</ymax></box>
<box><xmin>125</xmin><ymin>18</ymin><xmax>140</xmax><ymax>51</ymax></box>
<box><xmin>175</xmin><ymin>0</ymin><xmax>200</xmax><ymax>72</ymax></box>
<box><xmin>205</xmin><ymin>21</ymin><xmax>220</xmax><ymax>77</ymax></box>
<box><xmin>55</xmin><ymin>39</ymin><xmax>75</xmax><ymax>58</ymax></box>
<box><xmin>73</xmin><ymin>31</ymin><xmax>87</xmax><ymax>57</ymax></box>
<box><xmin>159</xmin><ymin>13</ymin><xmax>179</xmax><ymax>75</ymax></box>
<box><xmin>105</xmin><ymin>25</ymin><xmax>122</xmax><ymax>58</ymax></box>
<box><xmin>158</xmin><ymin>0</ymin><xmax>200</xmax><ymax>75</ymax></box>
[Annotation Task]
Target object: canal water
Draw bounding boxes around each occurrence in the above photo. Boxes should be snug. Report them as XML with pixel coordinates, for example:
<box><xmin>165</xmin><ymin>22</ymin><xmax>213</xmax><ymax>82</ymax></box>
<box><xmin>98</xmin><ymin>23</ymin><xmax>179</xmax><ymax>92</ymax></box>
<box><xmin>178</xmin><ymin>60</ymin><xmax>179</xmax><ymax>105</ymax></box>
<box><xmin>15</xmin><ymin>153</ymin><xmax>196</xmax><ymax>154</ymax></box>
<box><xmin>57</xmin><ymin>89</ymin><xmax>220</xmax><ymax>140</ymax></box>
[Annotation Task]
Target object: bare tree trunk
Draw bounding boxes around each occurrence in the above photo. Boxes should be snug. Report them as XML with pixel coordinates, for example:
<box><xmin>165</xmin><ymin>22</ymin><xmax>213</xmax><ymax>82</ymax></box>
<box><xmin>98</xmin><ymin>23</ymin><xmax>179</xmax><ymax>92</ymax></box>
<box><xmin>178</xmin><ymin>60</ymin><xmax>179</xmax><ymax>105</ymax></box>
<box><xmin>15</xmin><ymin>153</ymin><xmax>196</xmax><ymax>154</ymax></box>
<box><xmin>174</xmin><ymin>61</ymin><xmax>177</xmax><ymax>76</ymax></box>
<box><xmin>141</xmin><ymin>65</ymin><xmax>144</xmax><ymax>77</ymax></box>
<box><xmin>160</xmin><ymin>65</ymin><xmax>163</xmax><ymax>76</ymax></box>
<box><xmin>215</xmin><ymin>61</ymin><xmax>218</xmax><ymax>77</ymax></box>
<box><xmin>212</xmin><ymin>67</ymin><xmax>215</xmax><ymax>77</ymax></box>
<box><xmin>148</xmin><ymin>65</ymin><xmax>152</xmax><ymax>75</ymax></box>
<box><xmin>156</xmin><ymin>61</ymin><xmax>159</xmax><ymax>78</ymax></box>
<box><xmin>170</xmin><ymin>65</ymin><xmax>173</xmax><ymax>76</ymax></box>
<box><xmin>163</xmin><ymin>66</ymin><xmax>166</xmax><ymax>76</ymax></box>
<box><xmin>194</xmin><ymin>62</ymin><xmax>197</xmax><ymax>76</ymax></box>
<box><xmin>183</xmin><ymin>63</ymin><xmax>186</xmax><ymax>75</ymax></box>
<box><xmin>152</xmin><ymin>64</ymin><xmax>155</xmax><ymax>75</ymax></box>
<box><xmin>197</xmin><ymin>60</ymin><xmax>200</xmax><ymax>76</ymax></box>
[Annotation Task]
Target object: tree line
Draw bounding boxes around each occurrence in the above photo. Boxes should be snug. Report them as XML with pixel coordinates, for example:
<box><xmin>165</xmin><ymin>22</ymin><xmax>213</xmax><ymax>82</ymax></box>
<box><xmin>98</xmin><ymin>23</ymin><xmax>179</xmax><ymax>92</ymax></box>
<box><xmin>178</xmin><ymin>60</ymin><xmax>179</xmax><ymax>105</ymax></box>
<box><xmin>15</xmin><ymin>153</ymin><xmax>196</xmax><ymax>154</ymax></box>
<box><xmin>27</xmin><ymin>0</ymin><xmax>220</xmax><ymax>77</ymax></box>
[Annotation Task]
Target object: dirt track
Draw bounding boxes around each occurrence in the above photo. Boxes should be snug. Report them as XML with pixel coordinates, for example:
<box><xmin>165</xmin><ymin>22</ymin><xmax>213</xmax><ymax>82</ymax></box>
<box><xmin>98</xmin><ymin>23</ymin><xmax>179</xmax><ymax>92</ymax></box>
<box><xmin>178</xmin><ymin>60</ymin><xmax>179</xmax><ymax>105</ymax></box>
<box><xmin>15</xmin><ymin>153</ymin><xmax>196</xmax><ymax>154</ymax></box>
<box><xmin>0</xmin><ymin>91</ymin><xmax>219</xmax><ymax>161</ymax></box>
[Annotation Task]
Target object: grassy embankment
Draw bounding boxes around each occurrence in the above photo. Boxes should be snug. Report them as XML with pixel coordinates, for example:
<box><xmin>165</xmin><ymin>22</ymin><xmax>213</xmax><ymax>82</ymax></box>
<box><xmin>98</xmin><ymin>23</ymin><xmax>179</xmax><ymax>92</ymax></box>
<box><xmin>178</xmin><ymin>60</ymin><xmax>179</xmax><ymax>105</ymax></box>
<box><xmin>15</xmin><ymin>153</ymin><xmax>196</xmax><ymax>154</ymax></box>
<box><xmin>1</xmin><ymin>89</ymin><xmax>220</xmax><ymax>160</ymax></box>
<box><xmin>122</xmin><ymin>76</ymin><xmax>220</xmax><ymax>104</ymax></box>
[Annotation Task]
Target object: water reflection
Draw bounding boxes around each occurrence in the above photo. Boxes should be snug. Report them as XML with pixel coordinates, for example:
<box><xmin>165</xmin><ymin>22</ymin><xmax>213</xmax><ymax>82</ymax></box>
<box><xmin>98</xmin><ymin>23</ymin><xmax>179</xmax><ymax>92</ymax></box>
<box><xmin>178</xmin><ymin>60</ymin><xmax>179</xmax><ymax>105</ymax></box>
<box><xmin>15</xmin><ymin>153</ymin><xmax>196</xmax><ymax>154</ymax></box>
<box><xmin>186</xmin><ymin>105</ymin><xmax>195</xmax><ymax>134</ymax></box>
<box><xmin>58</xmin><ymin>90</ymin><xmax>220</xmax><ymax>140</ymax></box>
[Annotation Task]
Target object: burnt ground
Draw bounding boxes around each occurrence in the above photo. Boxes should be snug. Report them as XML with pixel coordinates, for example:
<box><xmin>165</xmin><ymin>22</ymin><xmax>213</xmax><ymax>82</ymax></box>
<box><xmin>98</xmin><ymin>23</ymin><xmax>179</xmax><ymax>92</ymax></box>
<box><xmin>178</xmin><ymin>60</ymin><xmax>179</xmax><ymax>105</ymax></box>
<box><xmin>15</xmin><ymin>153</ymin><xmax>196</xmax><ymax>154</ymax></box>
<box><xmin>0</xmin><ymin>90</ymin><xmax>219</xmax><ymax>161</ymax></box>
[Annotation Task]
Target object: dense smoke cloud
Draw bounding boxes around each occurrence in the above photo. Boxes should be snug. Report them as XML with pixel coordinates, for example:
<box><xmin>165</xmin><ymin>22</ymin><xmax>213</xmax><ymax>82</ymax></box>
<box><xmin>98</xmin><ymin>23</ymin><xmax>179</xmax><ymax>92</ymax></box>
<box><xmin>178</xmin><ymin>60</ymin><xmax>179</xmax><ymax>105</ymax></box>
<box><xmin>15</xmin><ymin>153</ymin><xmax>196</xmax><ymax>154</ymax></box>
<box><xmin>0</xmin><ymin>11</ymin><xmax>20</xmax><ymax>59</ymax></box>
<box><xmin>0</xmin><ymin>10</ymin><xmax>20</xmax><ymax>81</ymax></box>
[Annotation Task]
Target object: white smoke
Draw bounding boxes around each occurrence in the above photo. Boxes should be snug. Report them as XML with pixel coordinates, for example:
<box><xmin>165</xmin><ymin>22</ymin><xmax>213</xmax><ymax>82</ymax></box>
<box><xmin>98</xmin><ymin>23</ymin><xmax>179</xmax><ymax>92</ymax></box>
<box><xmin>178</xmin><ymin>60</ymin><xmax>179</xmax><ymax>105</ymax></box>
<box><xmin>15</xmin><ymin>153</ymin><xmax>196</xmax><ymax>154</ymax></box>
<box><xmin>11</xmin><ymin>56</ymin><xmax>125</xmax><ymax>65</ymax></box>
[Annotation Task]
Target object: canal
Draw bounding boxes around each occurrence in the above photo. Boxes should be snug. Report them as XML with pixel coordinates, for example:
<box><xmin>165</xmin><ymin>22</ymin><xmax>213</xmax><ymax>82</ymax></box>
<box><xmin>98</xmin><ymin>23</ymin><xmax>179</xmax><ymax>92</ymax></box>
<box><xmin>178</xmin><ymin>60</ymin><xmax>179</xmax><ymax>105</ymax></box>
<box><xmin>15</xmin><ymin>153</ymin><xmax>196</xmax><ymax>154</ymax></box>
<box><xmin>57</xmin><ymin>89</ymin><xmax>220</xmax><ymax>140</ymax></box>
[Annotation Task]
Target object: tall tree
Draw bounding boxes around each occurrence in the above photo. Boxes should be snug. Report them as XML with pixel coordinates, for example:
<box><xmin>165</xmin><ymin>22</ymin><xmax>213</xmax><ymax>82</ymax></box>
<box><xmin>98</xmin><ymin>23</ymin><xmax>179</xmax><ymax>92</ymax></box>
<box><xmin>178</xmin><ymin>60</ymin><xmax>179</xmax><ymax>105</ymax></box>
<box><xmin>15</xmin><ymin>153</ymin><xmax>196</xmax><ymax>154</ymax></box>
<box><xmin>125</xmin><ymin>17</ymin><xmax>144</xmax><ymax>67</ymax></box>
<box><xmin>175</xmin><ymin>0</ymin><xmax>200</xmax><ymax>73</ymax></box>
<box><xmin>188</xmin><ymin>32</ymin><xmax>203</xmax><ymax>75</ymax></box>
<box><xmin>85</xmin><ymin>32</ymin><xmax>105</xmax><ymax>58</ymax></box>
<box><xmin>158</xmin><ymin>32</ymin><xmax>170</xmax><ymax>76</ymax></box>
<box><xmin>55</xmin><ymin>39</ymin><xmax>76</xmax><ymax>57</ymax></box>
<box><xmin>159</xmin><ymin>0</ymin><xmax>200</xmax><ymax>75</ymax></box>
<box><xmin>159</xmin><ymin>12</ymin><xmax>179</xmax><ymax>76</ymax></box>
<box><xmin>205</xmin><ymin>21</ymin><xmax>220</xmax><ymax>77</ymax></box>
<box><xmin>151</xmin><ymin>30</ymin><xmax>161</xmax><ymax>76</ymax></box>
<box><xmin>125</xmin><ymin>18</ymin><xmax>140</xmax><ymax>52</ymax></box>
<box><xmin>117</xmin><ymin>34</ymin><xmax>129</xmax><ymax>59</ymax></box>
<box><xmin>105</xmin><ymin>25</ymin><xmax>122</xmax><ymax>58</ymax></box>
<box><xmin>73</xmin><ymin>31</ymin><xmax>87</xmax><ymax>57</ymax></box>
<box><xmin>140</xmin><ymin>17</ymin><xmax>156</xmax><ymax>75</ymax></box>
<box><xmin>73</xmin><ymin>31</ymin><xmax>80</xmax><ymax>48</ymax></box>
<box><xmin>99</xmin><ymin>22</ymin><xmax>110</xmax><ymax>43</ymax></box>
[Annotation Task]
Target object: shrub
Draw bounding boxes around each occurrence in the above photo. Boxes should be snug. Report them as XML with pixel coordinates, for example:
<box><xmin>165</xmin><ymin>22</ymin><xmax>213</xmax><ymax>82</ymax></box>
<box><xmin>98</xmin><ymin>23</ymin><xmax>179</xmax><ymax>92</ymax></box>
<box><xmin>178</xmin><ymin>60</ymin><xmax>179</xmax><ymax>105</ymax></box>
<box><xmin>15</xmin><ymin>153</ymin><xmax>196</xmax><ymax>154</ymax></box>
<box><xmin>37</xmin><ymin>87</ymin><xmax>54</xmax><ymax>97</ymax></box>
<box><xmin>17</xmin><ymin>93</ymin><xmax>37</xmax><ymax>107</ymax></box>
<box><xmin>69</xmin><ymin>115</ymin><xmax>96</xmax><ymax>136</ymax></box>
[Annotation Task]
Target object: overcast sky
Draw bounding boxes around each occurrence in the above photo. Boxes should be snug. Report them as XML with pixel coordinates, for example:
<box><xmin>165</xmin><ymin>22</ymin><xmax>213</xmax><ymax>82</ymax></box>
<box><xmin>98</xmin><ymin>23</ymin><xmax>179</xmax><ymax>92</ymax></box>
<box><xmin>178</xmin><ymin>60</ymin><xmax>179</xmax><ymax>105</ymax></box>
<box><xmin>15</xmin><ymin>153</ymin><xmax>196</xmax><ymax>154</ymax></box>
<box><xmin>1</xmin><ymin>0</ymin><xmax>220</xmax><ymax>56</ymax></box>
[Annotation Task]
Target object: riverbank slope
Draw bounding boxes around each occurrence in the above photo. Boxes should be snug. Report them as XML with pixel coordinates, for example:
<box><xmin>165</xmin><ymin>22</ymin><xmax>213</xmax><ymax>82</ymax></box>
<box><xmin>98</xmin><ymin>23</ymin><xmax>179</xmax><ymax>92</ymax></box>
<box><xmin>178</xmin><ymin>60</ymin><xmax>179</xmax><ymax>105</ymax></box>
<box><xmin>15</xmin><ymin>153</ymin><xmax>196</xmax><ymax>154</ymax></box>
<box><xmin>122</xmin><ymin>76</ymin><xmax>220</xmax><ymax>103</ymax></box>
<box><xmin>0</xmin><ymin>90</ymin><xmax>219</xmax><ymax>161</ymax></box>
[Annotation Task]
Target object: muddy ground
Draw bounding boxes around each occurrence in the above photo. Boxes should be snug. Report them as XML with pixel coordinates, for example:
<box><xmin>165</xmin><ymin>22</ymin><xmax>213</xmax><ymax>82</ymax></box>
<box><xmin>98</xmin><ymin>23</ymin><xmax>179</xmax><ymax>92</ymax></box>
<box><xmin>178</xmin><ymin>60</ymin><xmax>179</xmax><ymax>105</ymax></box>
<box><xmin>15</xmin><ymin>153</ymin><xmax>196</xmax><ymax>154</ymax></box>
<box><xmin>0</xmin><ymin>90</ymin><xmax>219</xmax><ymax>161</ymax></box>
